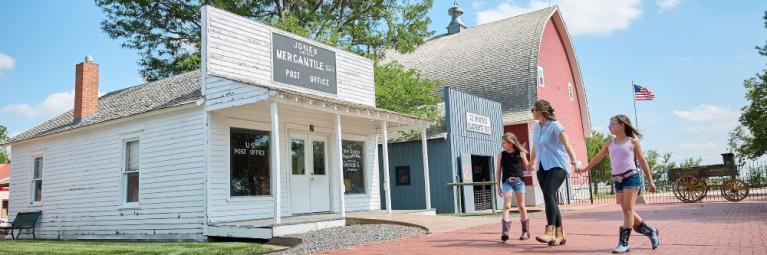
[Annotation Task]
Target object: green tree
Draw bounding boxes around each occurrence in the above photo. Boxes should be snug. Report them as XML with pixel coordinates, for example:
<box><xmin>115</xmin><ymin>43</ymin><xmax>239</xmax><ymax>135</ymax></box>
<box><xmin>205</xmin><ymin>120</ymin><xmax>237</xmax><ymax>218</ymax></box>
<box><xmin>679</xmin><ymin>157</ymin><xmax>702</xmax><ymax>168</ymax></box>
<box><xmin>729</xmin><ymin>11</ymin><xmax>767</xmax><ymax>160</ymax></box>
<box><xmin>644</xmin><ymin>149</ymin><xmax>676</xmax><ymax>189</ymax></box>
<box><xmin>585</xmin><ymin>131</ymin><xmax>611</xmax><ymax>193</ymax></box>
<box><xmin>97</xmin><ymin>0</ymin><xmax>439</xmax><ymax>119</ymax></box>
<box><xmin>0</xmin><ymin>125</ymin><xmax>8</xmax><ymax>163</ymax></box>
<box><xmin>374</xmin><ymin>62</ymin><xmax>442</xmax><ymax>120</ymax></box>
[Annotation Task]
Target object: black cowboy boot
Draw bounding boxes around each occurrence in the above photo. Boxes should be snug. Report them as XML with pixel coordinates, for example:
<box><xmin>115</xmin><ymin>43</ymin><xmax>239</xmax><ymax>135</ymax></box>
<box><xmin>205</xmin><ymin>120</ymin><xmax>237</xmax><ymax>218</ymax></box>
<box><xmin>633</xmin><ymin>221</ymin><xmax>660</xmax><ymax>249</ymax></box>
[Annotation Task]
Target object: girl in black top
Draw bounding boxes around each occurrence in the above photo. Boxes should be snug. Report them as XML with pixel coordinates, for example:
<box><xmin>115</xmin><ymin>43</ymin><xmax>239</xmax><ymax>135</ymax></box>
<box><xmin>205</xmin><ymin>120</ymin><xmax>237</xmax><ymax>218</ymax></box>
<box><xmin>496</xmin><ymin>132</ymin><xmax>531</xmax><ymax>242</ymax></box>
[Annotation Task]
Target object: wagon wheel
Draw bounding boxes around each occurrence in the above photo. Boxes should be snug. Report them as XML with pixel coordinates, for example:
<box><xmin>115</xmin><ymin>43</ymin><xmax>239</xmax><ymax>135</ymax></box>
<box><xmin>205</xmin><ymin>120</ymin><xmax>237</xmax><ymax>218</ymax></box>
<box><xmin>673</xmin><ymin>176</ymin><xmax>708</xmax><ymax>203</ymax></box>
<box><xmin>721</xmin><ymin>179</ymin><xmax>749</xmax><ymax>202</ymax></box>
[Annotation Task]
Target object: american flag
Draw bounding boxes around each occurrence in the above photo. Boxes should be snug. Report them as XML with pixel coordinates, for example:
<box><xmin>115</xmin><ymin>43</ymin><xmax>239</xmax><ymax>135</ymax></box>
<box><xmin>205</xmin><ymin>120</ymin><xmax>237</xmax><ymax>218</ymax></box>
<box><xmin>633</xmin><ymin>84</ymin><xmax>655</xmax><ymax>101</ymax></box>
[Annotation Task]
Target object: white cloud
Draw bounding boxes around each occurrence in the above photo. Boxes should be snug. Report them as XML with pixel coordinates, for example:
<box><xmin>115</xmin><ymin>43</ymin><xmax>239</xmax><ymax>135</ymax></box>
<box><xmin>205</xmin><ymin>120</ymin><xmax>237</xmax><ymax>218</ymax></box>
<box><xmin>475</xmin><ymin>0</ymin><xmax>550</xmax><ymax>25</ymax></box>
<box><xmin>672</xmin><ymin>104</ymin><xmax>740</xmax><ymax>132</ymax></box>
<box><xmin>672</xmin><ymin>104</ymin><xmax>738</xmax><ymax>122</ymax></box>
<box><xmin>474</xmin><ymin>0</ymin><xmax>642</xmax><ymax>36</ymax></box>
<box><xmin>657</xmin><ymin>0</ymin><xmax>680</xmax><ymax>13</ymax></box>
<box><xmin>0</xmin><ymin>52</ymin><xmax>15</xmax><ymax>75</ymax></box>
<box><xmin>678</xmin><ymin>142</ymin><xmax>719</xmax><ymax>151</ymax></box>
<box><xmin>1</xmin><ymin>90</ymin><xmax>75</xmax><ymax>118</ymax></box>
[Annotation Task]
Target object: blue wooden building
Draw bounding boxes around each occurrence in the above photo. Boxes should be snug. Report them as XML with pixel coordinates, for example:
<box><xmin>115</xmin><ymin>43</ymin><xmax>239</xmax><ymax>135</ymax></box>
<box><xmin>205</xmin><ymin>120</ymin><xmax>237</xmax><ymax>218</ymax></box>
<box><xmin>379</xmin><ymin>87</ymin><xmax>503</xmax><ymax>213</ymax></box>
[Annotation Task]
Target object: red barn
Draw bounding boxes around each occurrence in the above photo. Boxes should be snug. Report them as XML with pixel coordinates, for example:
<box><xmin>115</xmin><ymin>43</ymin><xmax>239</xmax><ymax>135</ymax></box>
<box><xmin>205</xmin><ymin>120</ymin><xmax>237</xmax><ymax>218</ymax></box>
<box><xmin>386</xmin><ymin>4</ymin><xmax>592</xmax><ymax>204</ymax></box>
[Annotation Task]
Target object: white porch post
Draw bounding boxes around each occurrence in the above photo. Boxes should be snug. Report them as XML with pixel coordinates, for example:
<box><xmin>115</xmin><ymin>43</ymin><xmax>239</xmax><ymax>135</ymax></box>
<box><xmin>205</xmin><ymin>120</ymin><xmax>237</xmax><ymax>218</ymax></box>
<box><xmin>381</xmin><ymin>121</ymin><xmax>392</xmax><ymax>214</ymax></box>
<box><xmin>271</xmin><ymin>101</ymin><xmax>281</xmax><ymax>224</ymax></box>
<box><xmin>421</xmin><ymin>127</ymin><xmax>432</xmax><ymax>210</ymax></box>
<box><xmin>335</xmin><ymin>113</ymin><xmax>346</xmax><ymax>218</ymax></box>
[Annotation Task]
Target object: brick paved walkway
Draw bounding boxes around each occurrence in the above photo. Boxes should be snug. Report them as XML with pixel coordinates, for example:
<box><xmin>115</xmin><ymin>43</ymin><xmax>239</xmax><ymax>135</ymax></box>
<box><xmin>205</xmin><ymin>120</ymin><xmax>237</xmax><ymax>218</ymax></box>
<box><xmin>323</xmin><ymin>199</ymin><xmax>767</xmax><ymax>255</ymax></box>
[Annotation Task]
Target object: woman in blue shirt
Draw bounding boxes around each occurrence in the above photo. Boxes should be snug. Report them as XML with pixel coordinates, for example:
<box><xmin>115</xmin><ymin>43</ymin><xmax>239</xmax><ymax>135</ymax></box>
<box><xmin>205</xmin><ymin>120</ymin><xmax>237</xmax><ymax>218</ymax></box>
<box><xmin>528</xmin><ymin>100</ymin><xmax>579</xmax><ymax>246</ymax></box>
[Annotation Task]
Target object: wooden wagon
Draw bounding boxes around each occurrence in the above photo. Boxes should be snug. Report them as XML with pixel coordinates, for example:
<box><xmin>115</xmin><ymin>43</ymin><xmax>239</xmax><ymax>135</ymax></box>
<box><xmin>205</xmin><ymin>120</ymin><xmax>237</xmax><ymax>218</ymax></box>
<box><xmin>667</xmin><ymin>153</ymin><xmax>749</xmax><ymax>203</ymax></box>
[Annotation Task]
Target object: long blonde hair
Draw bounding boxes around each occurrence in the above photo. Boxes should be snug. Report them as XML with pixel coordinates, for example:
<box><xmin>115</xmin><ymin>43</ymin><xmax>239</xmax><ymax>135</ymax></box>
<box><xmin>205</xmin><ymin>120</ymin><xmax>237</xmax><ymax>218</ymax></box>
<box><xmin>502</xmin><ymin>132</ymin><xmax>528</xmax><ymax>155</ymax></box>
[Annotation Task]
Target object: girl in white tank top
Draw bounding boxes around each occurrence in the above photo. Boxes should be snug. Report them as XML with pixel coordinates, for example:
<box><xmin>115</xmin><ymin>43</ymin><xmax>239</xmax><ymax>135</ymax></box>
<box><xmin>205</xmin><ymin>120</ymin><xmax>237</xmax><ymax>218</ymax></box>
<box><xmin>575</xmin><ymin>115</ymin><xmax>660</xmax><ymax>253</ymax></box>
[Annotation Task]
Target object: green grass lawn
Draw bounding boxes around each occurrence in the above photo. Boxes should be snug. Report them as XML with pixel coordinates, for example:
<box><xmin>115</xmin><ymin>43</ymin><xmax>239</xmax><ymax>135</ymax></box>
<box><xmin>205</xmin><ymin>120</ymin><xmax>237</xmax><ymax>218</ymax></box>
<box><xmin>0</xmin><ymin>240</ymin><xmax>271</xmax><ymax>255</ymax></box>
<box><xmin>593</xmin><ymin>193</ymin><xmax>616</xmax><ymax>199</ymax></box>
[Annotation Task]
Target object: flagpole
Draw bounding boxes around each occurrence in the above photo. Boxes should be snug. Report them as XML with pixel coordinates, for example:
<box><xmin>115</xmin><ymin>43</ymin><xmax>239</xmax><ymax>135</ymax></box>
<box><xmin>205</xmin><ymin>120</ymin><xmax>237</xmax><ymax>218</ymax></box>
<box><xmin>631</xmin><ymin>80</ymin><xmax>646</xmax><ymax>204</ymax></box>
<box><xmin>632</xmin><ymin>80</ymin><xmax>639</xmax><ymax>129</ymax></box>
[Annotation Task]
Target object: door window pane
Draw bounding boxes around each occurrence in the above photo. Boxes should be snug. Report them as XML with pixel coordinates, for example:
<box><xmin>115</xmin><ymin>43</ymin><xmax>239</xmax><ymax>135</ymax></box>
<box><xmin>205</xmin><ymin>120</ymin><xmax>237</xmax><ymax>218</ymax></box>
<box><xmin>291</xmin><ymin>139</ymin><xmax>305</xmax><ymax>175</ymax></box>
<box><xmin>313</xmin><ymin>141</ymin><xmax>325</xmax><ymax>175</ymax></box>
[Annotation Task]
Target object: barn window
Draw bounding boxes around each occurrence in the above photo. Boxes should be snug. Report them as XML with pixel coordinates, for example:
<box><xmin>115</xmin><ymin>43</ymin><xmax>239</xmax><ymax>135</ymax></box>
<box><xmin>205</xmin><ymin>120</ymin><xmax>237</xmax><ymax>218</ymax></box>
<box><xmin>568</xmin><ymin>82</ymin><xmax>574</xmax><ymax>100</ymax></box>
<box><xmin>537</xmin><ymin>66</ymin><xmax>545</xmax><ymax>87</ymax></box>
<box><xmin>396</xmin><ymin>166</ymin><xmax>411</xmax><ymax>186</ymax></box>
<box><xmin>123</xmin><ymin>139</ymin><xmax>140</xmax><ymax>203</ymax></box>
<box><xmin>230</xmin><ymin>128</ymin><xmax>271</xmax><ymax>196</ymax></box>
<box><xmin>31</xmin><ymin>157</ymin><xmax>43</xmax><ymax>202</ymax></box>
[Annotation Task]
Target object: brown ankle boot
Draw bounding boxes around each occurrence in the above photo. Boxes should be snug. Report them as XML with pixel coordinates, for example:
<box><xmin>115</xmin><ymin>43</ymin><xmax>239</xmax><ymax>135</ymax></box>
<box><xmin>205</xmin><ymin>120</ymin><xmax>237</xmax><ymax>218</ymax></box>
<box><xmin>536</xmin><ymin>225</ymin><xmax>555</xmax><ymax>243</ymax></box>
<box><xmin>519</xmin><ymin>219</ymin><xmax>530</xmax><ymax>240</ymax></box>
<box><xmin>549</xmin><ymin>226</ymin><xmax>566</xmax><ymax>246</ymax></box>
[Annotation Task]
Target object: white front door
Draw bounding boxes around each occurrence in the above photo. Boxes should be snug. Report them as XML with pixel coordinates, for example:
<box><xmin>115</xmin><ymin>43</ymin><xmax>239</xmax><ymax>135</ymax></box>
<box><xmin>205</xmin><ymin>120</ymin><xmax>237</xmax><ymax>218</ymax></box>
<box><xmin>290</xmin><ymin>134</ymin><xmax>330</xmax><ymax>214</ymax></box>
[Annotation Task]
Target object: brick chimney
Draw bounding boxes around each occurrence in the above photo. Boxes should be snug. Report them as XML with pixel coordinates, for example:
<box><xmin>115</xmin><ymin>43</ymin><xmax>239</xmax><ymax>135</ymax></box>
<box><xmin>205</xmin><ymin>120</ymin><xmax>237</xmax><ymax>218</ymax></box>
<box><xmin>74</xmin><ymin>55</ymin><xmax>99</xmax><ymax>121</ymax></box>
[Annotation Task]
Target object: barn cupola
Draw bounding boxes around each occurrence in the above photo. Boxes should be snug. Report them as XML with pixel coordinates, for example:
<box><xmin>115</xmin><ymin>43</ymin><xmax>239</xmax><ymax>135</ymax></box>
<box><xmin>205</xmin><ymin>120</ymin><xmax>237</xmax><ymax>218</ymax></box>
<box><xmin>447</xmin><ymin>1</ymin><xmax>467</xmax><ymax>35</ymax></box>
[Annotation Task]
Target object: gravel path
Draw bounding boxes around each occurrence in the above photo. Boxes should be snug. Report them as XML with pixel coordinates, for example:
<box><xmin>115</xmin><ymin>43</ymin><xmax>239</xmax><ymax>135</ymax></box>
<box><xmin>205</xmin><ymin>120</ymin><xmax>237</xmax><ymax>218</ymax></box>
<box><xmin>271</xmin><ymin>224</ymin><xmax>426</xmax><ymax>255</ymax></box>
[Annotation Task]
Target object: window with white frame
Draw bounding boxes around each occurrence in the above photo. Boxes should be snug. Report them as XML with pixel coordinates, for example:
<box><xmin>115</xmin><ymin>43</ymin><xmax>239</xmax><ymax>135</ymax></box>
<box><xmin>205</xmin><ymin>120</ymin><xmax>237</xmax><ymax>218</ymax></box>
<box><xmin>32</xmin><ymin>157</ymin><xmax>43</xmax><ymax>202</ymax></box>
<box><xmin>1</xmin><ymin>200</ymin><xmax>7</xmax><ymax>219</ymax></box>
<box><xmin>568</xmin><ymin>82</ymin><xmax>574</xmax><ymax>100</ymax></box>
<box><xmin>537</xmin><ymin>66</ymin><xmax>545</xmax><ymax>87</ymax></box>
<box><xmin>123</xmin><ymin>139</ymin><xmax>140</xmax><ymax>203</ymax></box>
<box><xmin>230</xmin><ymin>128</ymin><xmax>271</xmax><ymax>196</ymax></box>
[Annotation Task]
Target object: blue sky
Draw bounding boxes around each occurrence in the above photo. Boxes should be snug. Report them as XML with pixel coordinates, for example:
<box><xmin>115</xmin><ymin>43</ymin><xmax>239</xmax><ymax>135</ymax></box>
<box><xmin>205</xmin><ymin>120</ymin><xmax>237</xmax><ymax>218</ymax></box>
<box><xmin>1</xmin><ymin>0</ymin><xmax>766</xmax><ymax>164</ymax></box>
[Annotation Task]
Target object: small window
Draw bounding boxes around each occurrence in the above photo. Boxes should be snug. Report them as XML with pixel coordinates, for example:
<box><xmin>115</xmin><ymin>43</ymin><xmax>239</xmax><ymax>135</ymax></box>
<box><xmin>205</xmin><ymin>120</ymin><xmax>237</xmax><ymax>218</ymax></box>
<box><xmin>537</xmin><ymin>66</ymin><xmax>545</xmax><ymax>87</ymax></box>
<box><xmin>395</xmin><ymin>166</ymin><xmax>411</xmax><ymax>186</ymax></box>
<box><xmin>342</xmin><ymin>140</ymin><xmax>365</xmax><ymax>194</ymax></box>
<box><xmin>123</xmin><ymin>140</ymin><xmax>140</xmax><ymax>203</ymax></box>
<box><xmin>230</xmin><ymin>128</ymin><xmax>271</xmax><ymax>196</ymax></box>
<box><xmin>32</xmin><ymin>157</ymin><xmax>43</xmax><ymax>202</ymax></box>
<box><xmin>2</xmin><ymin>200</ymin><xmax>8</xmax><ymax>219</ymax></box>
<box><xmin>568</xmin><ymin>82</ymin><xmax>574</xmax><ymax>100</ymax></box>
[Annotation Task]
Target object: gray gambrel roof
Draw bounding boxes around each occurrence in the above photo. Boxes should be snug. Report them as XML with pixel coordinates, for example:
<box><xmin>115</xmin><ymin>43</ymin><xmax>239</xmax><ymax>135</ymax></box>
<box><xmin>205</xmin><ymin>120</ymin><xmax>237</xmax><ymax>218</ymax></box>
<box><xmin>7</xmin><ymin>71</ymin><xmax>202</xmax><ymax>144</ymax></box>
<box><xmin>385</xmin><ymin>7</ymin><xmax>556</xmax><ymax>124</ymax></box>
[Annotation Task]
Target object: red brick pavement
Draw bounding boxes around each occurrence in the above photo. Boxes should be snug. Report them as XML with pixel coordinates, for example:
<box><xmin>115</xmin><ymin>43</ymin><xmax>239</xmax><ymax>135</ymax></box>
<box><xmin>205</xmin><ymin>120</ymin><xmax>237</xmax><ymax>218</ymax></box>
<box><xmin>323</xmin><ymin>200</ymin><xmax>767</xmax><ymax>255</ymax></box>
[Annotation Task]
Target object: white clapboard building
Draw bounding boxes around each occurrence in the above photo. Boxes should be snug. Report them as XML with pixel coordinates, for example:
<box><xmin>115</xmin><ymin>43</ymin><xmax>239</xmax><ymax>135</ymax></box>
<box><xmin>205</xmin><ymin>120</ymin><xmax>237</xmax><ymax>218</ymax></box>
<box><xmin>3</xmin><ymin>6</ymin><xmax>432</xmax><ymax>240</ymax></box>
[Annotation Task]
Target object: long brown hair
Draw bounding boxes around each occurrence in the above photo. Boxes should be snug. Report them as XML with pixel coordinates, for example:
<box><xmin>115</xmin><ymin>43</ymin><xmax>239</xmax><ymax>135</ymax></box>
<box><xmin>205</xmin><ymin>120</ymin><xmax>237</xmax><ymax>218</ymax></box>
<box><xmin>532</xmin><ymin>100</ymin><xmax>556</xmax><ymax>121</ymax></box>
<box><xmin>502</xmin><ymin>132</ymin><xmax>528</xmax><ymax>155</ymax></box>
<box><xmin>611</xmin><ymin>114</ymin><xmax>643</xmax><ymax>139</ymax></box>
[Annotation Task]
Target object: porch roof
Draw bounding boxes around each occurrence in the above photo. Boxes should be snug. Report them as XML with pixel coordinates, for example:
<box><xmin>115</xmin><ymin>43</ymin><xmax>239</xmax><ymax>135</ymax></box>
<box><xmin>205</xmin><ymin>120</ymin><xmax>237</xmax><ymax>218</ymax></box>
<box><xmin>217</xmin><ymin>74</ymin><xmax>435</xmax><ymax>130</ymax></box>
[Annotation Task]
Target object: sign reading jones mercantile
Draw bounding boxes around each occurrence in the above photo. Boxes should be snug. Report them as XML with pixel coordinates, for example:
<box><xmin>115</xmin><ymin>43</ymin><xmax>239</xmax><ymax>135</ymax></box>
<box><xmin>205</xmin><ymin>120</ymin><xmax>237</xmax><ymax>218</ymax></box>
<box><xmin>272</xmin><ymin>33</ymin><xmax>337</xmax><ymax>94</ymax></box>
